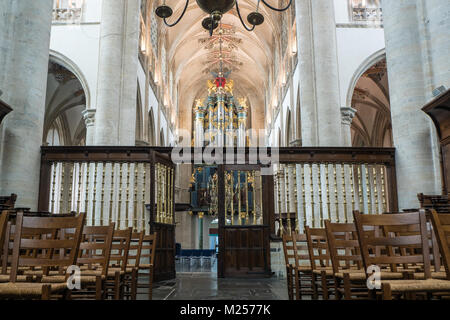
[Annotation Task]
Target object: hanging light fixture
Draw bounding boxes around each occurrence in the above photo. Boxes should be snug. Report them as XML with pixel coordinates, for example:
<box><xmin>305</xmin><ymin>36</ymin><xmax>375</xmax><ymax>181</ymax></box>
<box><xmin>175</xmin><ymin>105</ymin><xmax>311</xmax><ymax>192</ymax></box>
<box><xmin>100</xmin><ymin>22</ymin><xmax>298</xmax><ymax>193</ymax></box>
<box><xmin>155</xmin><ymin>0</ymin><xmax>292</xmax><ymax>36</ymax></box>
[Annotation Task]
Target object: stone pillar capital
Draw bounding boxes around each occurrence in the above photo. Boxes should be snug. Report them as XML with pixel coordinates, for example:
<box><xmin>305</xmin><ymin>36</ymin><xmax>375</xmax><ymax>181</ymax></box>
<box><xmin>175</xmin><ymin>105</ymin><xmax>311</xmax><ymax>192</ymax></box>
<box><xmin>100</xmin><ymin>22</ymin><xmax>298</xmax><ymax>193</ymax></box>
<box><xmin>82</xmin><ymin>109</ymin><xmax>96</xmax><ymax>127</ymax></box>
<box><xmin>341</xmin><ymin>106</ymin><xmax>357</xmax><ymax>126</ymax></box>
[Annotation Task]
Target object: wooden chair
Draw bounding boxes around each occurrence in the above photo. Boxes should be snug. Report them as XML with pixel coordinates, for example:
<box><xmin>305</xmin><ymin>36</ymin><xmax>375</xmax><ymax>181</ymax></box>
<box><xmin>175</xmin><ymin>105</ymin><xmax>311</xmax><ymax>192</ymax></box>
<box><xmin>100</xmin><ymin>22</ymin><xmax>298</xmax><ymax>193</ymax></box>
<box><xmin>418</xmin><ymin>193</ymin><xmax>450</xmax><ymax>213</ymax></box>
<box><xmin>69</xmin><ymin>224</ymin><xmax>115</xmax><ymax>300</ymax></box>
<box><xmin>324</xmin><ymin>220</ymin><xmax>369</xmax><ymax>300</ymax></box>
<box><xmin>430</xmin><ymin>210</ymin><xmax>450</xmax><ymax>281</ymax></box>
<box><xmin>105</xmin><ymin>228</ymin><xmax>132</xmax><ymax>300</ymax></box>
<box><xmin>137</xmin><ymin>233</ymin><xmax>157</xmax><ymax>299</ymax></box>
<box><xmin>282</xmin><ymin>233</ymin><xmax>296</xmax><ymax>300</ymax></box>
<box><xmin>353</xmin><ymin>210</ymin><xmax>450</xmax><ymax>299</ymax></box>
<box><xmin>122</xmin><ymin>231</ymin><xmax>144</xmax><ymax>300</ymax></box>
<box><xmin>0</xmin><ymin>211</ymin><xmax>85</xmax><ymax>299</ymax></box>
<box><xmin>291</xmin><ymin>233</ymin><xmax>314</xmax><ymax>300</ymax></box>
<box><xmin>305</xmin><ymin>226</ymin><xmax>334</xmax><ymax>300</ymax></box>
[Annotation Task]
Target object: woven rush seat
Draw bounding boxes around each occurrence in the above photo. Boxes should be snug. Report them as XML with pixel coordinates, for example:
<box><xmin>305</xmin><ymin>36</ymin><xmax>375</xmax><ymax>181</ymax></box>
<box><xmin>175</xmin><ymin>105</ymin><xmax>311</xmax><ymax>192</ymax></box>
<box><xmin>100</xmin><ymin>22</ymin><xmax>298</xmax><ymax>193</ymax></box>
<box><xmin>312</xmin><ymin>269</ymin><xmax>335</xmax><ymax>276</ymax></box>
<box><xmin>109</xmin><ymin>267</ymin><xmax>135</xmax><ymax>274</ymax></box>
<box><xmin>413</xmin><ymin>271</ymin><xmax>448</xmax><ymax>280</ymax></box>
<box><xmin>0</xmin><ymin>275</ymin><xmax>32</xmax><ymax>283</ymax></box>
<box><xmin>0</xmin><ymin>282</ymin><xmax>68</xmax><ymax>298</ymax></box>
<box><xmin>295</xmin><ymin>266</ymin><xmax>312</xmax><ymax>272</ymax></box>
<box><xmin>78</xmin><ymin>269</ymin><xmax>124</xmax><ymax>277</ymax></box>
<box><xmin>334</xmin><ymin>270</ymin><xmax>405</xmax><ymax>281</ymax></box>
<box><xmin>382</xmin><ymin>279</ymin><xmax>450</xmax><ymax>292</ymax></box>
<box><xmin>40</xmin><ymin>275</ymin><xmax>102</xmax><ymax>284</ymax></box>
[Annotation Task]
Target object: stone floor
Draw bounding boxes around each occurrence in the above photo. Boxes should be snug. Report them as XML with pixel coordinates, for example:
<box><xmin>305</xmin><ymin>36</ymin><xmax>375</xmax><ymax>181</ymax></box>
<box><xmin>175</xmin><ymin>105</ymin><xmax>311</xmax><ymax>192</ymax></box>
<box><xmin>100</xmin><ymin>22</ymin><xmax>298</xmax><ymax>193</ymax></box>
<box><xmin>137</xmin><ymin>272</ymin><xmax>289</xmax><ymax>300</ymax></box>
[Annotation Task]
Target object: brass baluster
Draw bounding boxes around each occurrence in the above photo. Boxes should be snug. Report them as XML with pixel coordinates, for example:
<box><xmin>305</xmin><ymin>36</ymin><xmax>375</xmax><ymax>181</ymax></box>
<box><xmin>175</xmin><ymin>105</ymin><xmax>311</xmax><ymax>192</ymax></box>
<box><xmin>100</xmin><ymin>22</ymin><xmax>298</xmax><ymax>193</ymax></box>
<box><xmin>156</xmin><ymin>163</ymin><xmax>161</xmax><ymax>223</ymax></box>
<box><xmin>85</xmin><ymin>162</ymin><xmax>90</xmax><ymax>222</ymax></box>
<box><xmin>333</xmin><ymin>163</ymin><xmax>339</xmax><ymax>223</ymax></box>
<box><xmin>318</xmin><ymin>164</ymin><xmax>324</xmax><ymax>228</ymax></box>
<box><xmin>284</xmin><ymin>165</ymin><xmax>291</xmax><ymax>234</ymax></box>
<box><xmin>231</xmin><ymin>171</ymin><xmax>234</xmax><ymax>225</ymax></box>
<box><xmin>341</xmin><ymin>164</ymin><xmax>347</xmax><ymax>224</ymax></box>
<box><xmin>238</xmin><ymin>170</ymin><xmax>241</xmax><ymax>225</ymax></box>
<box><xmin>50</xmin><ymin>162</ymin><xmax>56</xmax><ymax>213</ymax></box>
<box><xmin>245</xmin><ymin>171</ymin><xmax>249</xmax><ymax>225</ymax></box>
<box><xmin>77</xmin><ymin>162</ymin><xmax>82</xmax><ymax>213</ymax></box>
<box><xmin>69</xmin><ymin>163</ymin><xmax>74</xmax><ymax>212</ymax></box>
<box><xmin>259</xmin><ymin>171</ymin><xmax>263</xmax><ymax>225</ymax></box>
<box><xmin>252</xmin><ymin>171</ymin><xmax>257</xmax><ymax>226</ymax></box>
<box><xmin>293</xmin><ymin>165</ymin><xmax>300</xmax><ymax>233</ymax></box>
<box><xmin>118</xmin><ymin>163</ymin><xmax>123</xmax><ymax>228</ymax></box>
<box><xmin>350</xmin><ymin>164</ymin><xmax>356</xmax><ymax>218</ymax></box>
<box><xmin>309</xmin><ymin>164</ymin><xmax>315</xmax><ymax>228</ymax></box>
<box><xmin>276</xmin><ymin>168</ymin><xmax>283</xmax><ymax>236</ymax></box>
<box><xmin>125</xmin><ymin>163</ymin><xmax>130</xmax><ymax>228</ymax></box>
<box><xmin>92</xmin><ymin>162</ymin><xmax>97</xmax><ymax>226</ymax></box>
<box><xmin>101</xmin><ymin>163</ymin><xmax>105</xmax><ymax>225</ymax></box>
<box><xmin>301</xmin><ymin>164</ymin><xmax>306</xmax><ymax>230</ymax></box>
<box><xmin>142</xmin><ymin>163</ymin><xmax>147</xmax><ymax>232</ymax></box>
<box><xmin>381</xmin><ymin>166</ymin><xmax>387</xmax><ymax>212</ymax></box>
<box><xmin>59</xmin><ymin>162</ymin><xmax>65</xmax><ymax>214</ymax></box>
<box><xmin>325</xmin><ymin>163</ymin><xmax>331</xmax><ymax>226</ymax></box>
<box><xmin>109</xmin><ymin>163</ymin><xmax>115</xmax><ymax>225</ymax></box>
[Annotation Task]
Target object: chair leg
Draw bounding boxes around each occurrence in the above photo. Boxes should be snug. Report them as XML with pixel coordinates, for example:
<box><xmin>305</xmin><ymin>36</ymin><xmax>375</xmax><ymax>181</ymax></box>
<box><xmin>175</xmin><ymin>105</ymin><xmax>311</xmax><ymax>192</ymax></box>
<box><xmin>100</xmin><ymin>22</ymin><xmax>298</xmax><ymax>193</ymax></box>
<box><xmin>321</xmin><ymin>271</ymin><xmax>329</xmax><ymax>300</ymax></box>
<box><xmin>382</xmin><ymin>284</ymin><xmax>393</xmax><ymax>300</ymax></box>
<box><xmin>114</xmin><ymin>271</ymin><xmax>121</xmax><ymax>300</ymax></box>
<box><xmin>41</xmin><ymin>285</ymin><xmax>51</xmax><ymax>300</ymax></box>
<box><xmin>311</xmin><ymin>273</ymin><xmax>319</xmax><ymax>300</ymax></box>
<box><xmin>343</xmin><ymin>274</ymin><xmax>352</xmax><ymax>300</ymax></box>
<box><xmin>131</xmin><ymin>269</ymin><xmax>137</xmax><ymax>300</ymax></box>
<box><xmin>334</xmin><ymin>277</ymin><xmax>342</xmax><ymax>300</ymax></box>
<box><xmin>149</xmin><ymin>266</ymin><xmax>154</xmax><ymax>300</ymax></box>
<box><xmin>294</xmin><ymin>271</ymin><xmax>300</xmax><ymax>300</ymax></box>
<box><xmin>297</xmin><ymin>272</ymin><xmax>303</xmax><ymax>300</ymax></box>
<box><xmin>95</xmin><ymin>276</ymin><xmax>103</xmax><ymax>300</ymax></box>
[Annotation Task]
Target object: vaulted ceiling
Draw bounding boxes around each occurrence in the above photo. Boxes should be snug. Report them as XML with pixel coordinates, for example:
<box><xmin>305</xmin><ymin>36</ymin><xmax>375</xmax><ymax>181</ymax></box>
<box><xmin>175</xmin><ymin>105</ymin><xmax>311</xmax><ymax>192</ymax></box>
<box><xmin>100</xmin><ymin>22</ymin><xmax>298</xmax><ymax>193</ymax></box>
<box><xmin>153</xmin><ymin>0</ymin><xmax>287</xmax><ymax>133</ymax></box>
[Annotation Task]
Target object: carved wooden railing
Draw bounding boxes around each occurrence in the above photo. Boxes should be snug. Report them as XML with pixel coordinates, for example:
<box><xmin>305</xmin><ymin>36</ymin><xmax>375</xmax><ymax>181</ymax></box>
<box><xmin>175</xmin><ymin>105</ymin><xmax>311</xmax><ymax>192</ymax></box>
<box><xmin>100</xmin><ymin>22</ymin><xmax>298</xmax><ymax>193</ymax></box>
<box><xmin>38</xmin><ymin>147</ymin><xmax>175</xmax><ymax>234</ymax></box>
<box><xmin>273</xmin><ymin>147</ymin><xmax>397</xmax><ymax>236</ymax></box>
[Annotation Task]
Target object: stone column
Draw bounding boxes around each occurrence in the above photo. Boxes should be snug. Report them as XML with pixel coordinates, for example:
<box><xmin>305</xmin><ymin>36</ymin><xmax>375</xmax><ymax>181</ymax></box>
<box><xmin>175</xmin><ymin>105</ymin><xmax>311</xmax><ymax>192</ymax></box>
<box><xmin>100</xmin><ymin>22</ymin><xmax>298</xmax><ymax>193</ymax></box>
<box><xmin>0</xmin><ymin>1</ymin><xmax>53</xmax><ymax>209</ymax></box>
<box><xmin>82</xmin><ymin>109</ymin><xmax>96</xmax><ymax>145</ymax></box>
<box><xmin>296</xmin><ymin>0</ymin><xmax>342</xmax><ymax>147</ymax></box>
<box><xmin>340</xmin><ymin>107</ymin><xmax>357</xmax><ymax>147</ymax></box>
<box><xmin>94</xmin><ymin>0</ymin><xmax>141</xmax><ymax>146</ymax></box>
<box><xmin>382</xmin><ymin>0</ymin><xmax>442</xmax><ymax>209</ymax></box>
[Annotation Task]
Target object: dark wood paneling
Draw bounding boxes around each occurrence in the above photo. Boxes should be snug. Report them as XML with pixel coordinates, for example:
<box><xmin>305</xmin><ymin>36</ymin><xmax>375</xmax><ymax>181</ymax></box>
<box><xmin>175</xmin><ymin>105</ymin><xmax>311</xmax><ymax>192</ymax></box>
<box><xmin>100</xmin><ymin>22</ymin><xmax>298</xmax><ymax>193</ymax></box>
<box><xmin>151</xmin><ymin>222</ymin><xmax>176</xmax><ymax>282</ymax></box>
<box><xmin>422</xmin><ymin>89</ymin><xmax>450</xmax><ymax>194</ymax></box>
<box><xmin>222</xmin><ymin>225</ymin><xmax>271</xmax><ymax>277</ymax></box>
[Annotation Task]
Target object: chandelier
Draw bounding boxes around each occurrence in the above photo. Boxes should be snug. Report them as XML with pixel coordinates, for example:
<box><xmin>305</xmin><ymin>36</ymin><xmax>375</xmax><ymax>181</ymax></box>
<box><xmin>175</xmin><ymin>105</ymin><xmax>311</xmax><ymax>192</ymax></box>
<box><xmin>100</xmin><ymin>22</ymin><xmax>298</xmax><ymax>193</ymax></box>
<box><xmin>155</xmin><ymin>0</ymin><xmax>292</xmax><ymax>36</ymax></box>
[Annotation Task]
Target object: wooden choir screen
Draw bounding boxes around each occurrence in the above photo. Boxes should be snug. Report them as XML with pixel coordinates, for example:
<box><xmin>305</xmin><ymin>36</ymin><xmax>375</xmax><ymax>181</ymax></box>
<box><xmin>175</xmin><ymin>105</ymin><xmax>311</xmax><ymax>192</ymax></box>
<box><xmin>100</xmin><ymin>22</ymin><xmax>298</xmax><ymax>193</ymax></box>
<box><xmin>274</xmin><ymin>147</ymin><xmax>398</xmax><ymax>236</ymax></box>
<box><xmin>38</xmin><ymin>147</ymin><xmax>175</xmax><ymax>235</ymax></box>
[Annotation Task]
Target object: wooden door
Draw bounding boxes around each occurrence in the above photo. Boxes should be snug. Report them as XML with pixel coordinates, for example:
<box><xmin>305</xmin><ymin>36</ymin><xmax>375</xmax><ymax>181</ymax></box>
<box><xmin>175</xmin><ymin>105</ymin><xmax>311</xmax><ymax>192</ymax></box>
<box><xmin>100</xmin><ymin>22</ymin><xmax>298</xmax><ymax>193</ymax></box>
<box><xmin>149</xmin><ymin>151</ymin><xmax>176</xmax><ymax>282</ymax></box>
<box><xmin>217</xmin><ymin>165</ymin><xmax>273</xmax><ymax>278</ymax></box>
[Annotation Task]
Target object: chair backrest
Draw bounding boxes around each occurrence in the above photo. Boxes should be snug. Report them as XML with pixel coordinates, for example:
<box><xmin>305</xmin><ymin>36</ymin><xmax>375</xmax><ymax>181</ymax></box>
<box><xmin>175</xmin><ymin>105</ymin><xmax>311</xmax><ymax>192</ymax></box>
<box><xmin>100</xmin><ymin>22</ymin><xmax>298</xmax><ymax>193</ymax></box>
<box><xmin>305</xmin><ymin>227</ymin><xmax>331</xmax><ymax>270</ymax></box>
<box><xmin>353</xmin><ymin>210</ymin><xmax>431</xmax><ymax>279</ymax></box>
<box><xmin>110</xmin><ymin>228</ymin><xmax>132</xmax><ymax>271</ymax></box>
<box><xmin>140</xmin><ymin>233</ymin><xmax>157</xmax><ymax>268</ymax></box>
<box><xmin>418</xmin><ymin>193</ymin><xmax>450</xmax><ymax>213</ymax></box>
<box><xmin>430</xmin><ymin>210</ymin><xmax>450</xmax><ymax>280</ymax></box>
<box><xmin>382</xmin><ymin>218</ymin><xmax>441</xmax><ymax>273</ymax></box>
<box><xmin>0</xmin><ymin>194</ymin><xmax>17</xmax><ymax>209</ymax></box>
<box><xmin>0</xmin><ymin>211</ymin><xmax>8</xmax><ymax>260</ymax></box>
<box><xmin>282</xmin><ymin>233</ymin><xmax>295</xmax><ymax>268</ymax></box>
<box><xmin>128</xmin><ymin>231</ymin><xmax>144</xmax><ymax>269</ymax></box>
<box><xmin>77</xmin><ymin>224</ymin><xmax>115</xmax><ymax>276</ymax></box>
<box><xmin>9</xmin><ymin>211</ymin><xmax>86</xmax><ymax>282</ymax></box>
<box><xmin>324</xmin><ymin>220</ymin><xmax>363</xmax><ymax>274</ymax></box>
